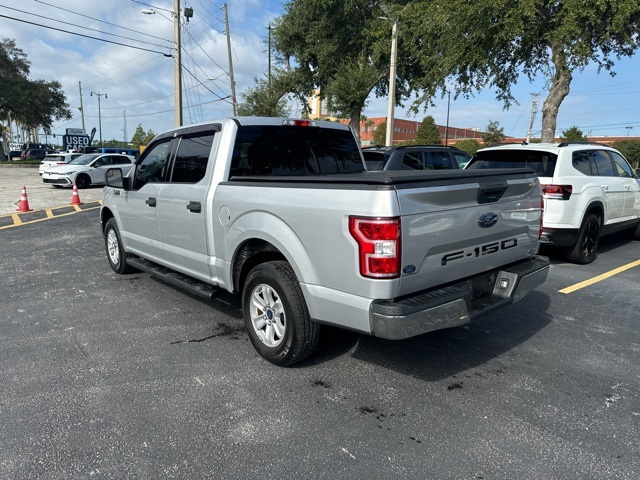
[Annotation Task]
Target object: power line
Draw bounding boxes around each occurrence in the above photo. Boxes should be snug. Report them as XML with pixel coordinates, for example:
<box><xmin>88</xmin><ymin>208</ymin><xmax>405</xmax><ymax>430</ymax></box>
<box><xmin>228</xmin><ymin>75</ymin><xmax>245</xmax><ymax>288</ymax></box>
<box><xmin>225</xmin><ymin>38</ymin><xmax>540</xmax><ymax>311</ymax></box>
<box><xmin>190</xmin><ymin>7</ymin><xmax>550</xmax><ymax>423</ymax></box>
<box><xmin>0</xmin><ymin>5</ymin><xmax>170</xmax><ymax>50</ymax></box>
<box><xmin>34</xmin><ymin>0</ymin><xmax>172</xmax><ymax>43</ymax></box>
<box><xmin>0</xmin><ymin>14</ymin><xmax>172</xmax><ymax>56</ymax></box>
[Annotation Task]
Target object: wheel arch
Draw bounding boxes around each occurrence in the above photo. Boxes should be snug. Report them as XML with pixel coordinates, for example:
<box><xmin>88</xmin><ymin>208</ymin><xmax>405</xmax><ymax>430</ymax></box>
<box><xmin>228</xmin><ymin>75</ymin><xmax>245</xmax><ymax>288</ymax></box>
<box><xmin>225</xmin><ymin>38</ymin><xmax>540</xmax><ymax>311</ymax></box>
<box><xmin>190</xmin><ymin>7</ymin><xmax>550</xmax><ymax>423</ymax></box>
<box><xmin>583</xmin><ymin>201</ymin><xmax>604</xmax><ymax>226</ymax></box>
<box><xmin>225</xmin><ymin>213</ymin><xmax>317</xmax><ymax>294</ymax></box>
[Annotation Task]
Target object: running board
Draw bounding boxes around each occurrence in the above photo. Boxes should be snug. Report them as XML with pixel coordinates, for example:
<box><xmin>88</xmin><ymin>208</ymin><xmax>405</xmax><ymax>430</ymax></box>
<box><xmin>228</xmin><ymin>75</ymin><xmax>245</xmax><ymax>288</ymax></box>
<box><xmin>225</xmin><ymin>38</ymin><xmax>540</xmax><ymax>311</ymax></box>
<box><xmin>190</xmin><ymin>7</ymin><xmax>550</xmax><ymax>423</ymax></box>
<box><xmin>126</xmin><ymin>257</ymin><xmax>218</xmax><ymax>300</ymax></box>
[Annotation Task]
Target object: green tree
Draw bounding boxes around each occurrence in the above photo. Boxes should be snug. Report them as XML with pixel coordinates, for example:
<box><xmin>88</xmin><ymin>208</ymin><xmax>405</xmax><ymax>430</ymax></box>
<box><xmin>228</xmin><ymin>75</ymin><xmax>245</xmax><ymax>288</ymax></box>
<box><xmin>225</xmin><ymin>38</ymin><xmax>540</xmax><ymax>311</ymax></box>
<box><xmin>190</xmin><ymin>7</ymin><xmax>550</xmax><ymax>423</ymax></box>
<box><xmin>401</xmin><ymin>0</ymin><xmax>640</xmax><ymax>143</ymax></box>
<box><xmin>480</xmin><ymin>121</ymin><xmax>505</xmax><ymax>146</ymax></box>
<box><xmin>237</xmin><ymin>73</ymin><xmax>291</xmax><ymax>117</ymax></box>
<box><xmin>273</xmin><ymin>1</ymin><xmax>411</xmax><ymax>139</ymax></box>
<box><xmin>130</xmin><ymin>124</ymin><xmax>146</xmax><ymax>147</ymax></box>
<box><xmin>612</xmin><ymin>139</ymin><xmax>640</xmax><ymax>169</ymax></box>
<box><xmin>373</xmin><ymin>120</ymin><xmax>386</xmax><ymax>146</ymax></box>
<box><xmin>560</xmin><ymin>126</ymin><xmax>587</xmax><ymax>142</ymax></box>
<box><xmin>413</xmin><ymin>116</ymin><xmax>441</xmax><ymax>145</ymax></box>
<box><xmin>0</xmin><ymin>38</ymin><xmax>71</xmax><ymax>136</ymax></box>
<box><xmin>454</xmin><ymin>139</ymin><xmax>481</xmax><ymax>155</ymax></box>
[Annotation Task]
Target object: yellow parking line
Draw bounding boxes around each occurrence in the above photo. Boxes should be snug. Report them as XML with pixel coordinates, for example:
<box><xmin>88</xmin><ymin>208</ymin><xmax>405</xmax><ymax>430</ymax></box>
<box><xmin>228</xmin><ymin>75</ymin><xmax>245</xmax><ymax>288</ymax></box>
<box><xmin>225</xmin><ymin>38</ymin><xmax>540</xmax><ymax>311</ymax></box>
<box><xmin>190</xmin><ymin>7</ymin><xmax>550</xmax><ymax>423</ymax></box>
<box><xmin>560</xmin><ymin>259</ymin><xmax>640</xmax><ymax>294</ymax></box>
<box><xmin>10</xmin><ymin>213</ymin><xmax>23</xmax><ymax>225</ymax></box>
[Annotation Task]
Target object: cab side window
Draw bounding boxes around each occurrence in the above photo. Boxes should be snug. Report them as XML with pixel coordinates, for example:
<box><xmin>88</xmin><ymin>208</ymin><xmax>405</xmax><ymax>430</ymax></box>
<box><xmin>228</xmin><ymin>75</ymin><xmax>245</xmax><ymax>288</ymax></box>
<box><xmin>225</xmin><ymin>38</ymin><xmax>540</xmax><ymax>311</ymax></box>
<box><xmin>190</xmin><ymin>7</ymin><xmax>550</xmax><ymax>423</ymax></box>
<box><xmin>134</xmin><ymin>139</ymin><xmax>173</xmax><ymax>189</ymax></box>
<box><xmin>170</xmin><ymin>134</ymin><xmax>214</xmax><ymax>183</ymax></box>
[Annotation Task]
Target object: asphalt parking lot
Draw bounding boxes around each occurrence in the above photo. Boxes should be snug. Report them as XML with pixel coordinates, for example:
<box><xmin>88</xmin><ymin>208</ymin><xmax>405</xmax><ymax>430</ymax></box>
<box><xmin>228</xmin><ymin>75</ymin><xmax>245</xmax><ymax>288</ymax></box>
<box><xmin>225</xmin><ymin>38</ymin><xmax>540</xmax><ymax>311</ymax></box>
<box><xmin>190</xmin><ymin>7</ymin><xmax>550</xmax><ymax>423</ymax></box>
<box><xmin>0</xmin><ymin>165</ymin><xmax>104</xmax><ymax>216</ymax></box>
<box><xmin>1</xmin><ymin>185</ymin><xmax>639</xmax><ymax>478</ymax></box>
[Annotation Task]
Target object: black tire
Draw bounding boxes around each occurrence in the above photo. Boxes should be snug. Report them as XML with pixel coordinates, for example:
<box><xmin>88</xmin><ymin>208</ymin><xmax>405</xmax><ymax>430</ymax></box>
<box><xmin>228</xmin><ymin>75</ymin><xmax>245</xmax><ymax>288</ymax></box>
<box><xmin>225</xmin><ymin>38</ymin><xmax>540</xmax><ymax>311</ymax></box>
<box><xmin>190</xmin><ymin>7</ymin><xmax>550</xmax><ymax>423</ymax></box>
<box><xmin>564</xmin><ymin>213</ymin><xmax>601</xmax><ymax>264</ymax></box>
<box><xmin>75</xmin><ymin>174</ymin><xmax>91</xmax><ymax>189</ymax></box>
<box><xmin>104</xmin><ymin>218</ymin><xmax>133</xmax><ymax>274</ymax></box>
<box><xmin>242</xmin><ymin>261</ymin><xmax>319</xmax><ymax>366</ymax></box>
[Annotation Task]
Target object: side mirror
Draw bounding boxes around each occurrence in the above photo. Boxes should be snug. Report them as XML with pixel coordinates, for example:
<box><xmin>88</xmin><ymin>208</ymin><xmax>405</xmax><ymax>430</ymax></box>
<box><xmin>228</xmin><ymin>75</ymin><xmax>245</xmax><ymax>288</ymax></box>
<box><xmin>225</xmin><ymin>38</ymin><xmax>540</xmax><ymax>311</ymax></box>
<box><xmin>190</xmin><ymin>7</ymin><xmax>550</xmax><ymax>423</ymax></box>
<box><xmin>106</xmin><ymin>168</ymin><xmax>132</xmax><ymax>190</ymax></box>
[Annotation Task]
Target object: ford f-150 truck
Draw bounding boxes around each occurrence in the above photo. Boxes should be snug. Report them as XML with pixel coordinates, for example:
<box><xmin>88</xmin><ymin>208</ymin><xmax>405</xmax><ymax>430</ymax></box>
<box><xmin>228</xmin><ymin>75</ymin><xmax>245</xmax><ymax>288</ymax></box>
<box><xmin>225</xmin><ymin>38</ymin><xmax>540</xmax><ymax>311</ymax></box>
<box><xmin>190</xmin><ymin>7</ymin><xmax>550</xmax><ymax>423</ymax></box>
<box><xmin>100</xmin><ymin>117</ymin><xmax>550</xmax><ymax>366</ymax></box>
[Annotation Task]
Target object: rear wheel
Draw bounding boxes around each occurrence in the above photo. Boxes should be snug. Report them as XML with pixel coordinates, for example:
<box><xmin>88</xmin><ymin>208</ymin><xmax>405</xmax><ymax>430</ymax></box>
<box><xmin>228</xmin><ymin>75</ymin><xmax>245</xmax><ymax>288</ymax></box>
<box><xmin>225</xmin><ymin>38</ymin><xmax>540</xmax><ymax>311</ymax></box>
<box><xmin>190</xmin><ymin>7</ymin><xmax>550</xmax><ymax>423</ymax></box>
<box><xmin>565</xmin><ymin>213</ymin><xmax>600</xmax><ymax>264</ymax></box>
<box><xmin>105</xmin><ymin>218</ymin><xmax>133</xmax><ymax>274</ymax></box>
<box><xmin>75</xmin><ymin>174</ymin><xmax>91</xmax><ymax>189</ymax></box>
<box><xmin>242</xmin><ymin>261</ymin><xmax>319</xmax><ymax>366</ymax></box>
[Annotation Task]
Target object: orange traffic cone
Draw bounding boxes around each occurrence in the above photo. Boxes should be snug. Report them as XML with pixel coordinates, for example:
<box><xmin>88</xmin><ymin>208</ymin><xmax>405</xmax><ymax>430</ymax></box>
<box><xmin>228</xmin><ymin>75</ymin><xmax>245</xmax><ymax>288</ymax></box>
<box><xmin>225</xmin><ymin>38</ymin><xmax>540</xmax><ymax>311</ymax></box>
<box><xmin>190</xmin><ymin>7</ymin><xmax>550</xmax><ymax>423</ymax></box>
<box><xmin>16</xmin><ymin>186</ymin><xmax>33</xmax><ymax>212</ymax></box>
<box><xmin>70</xmin><ymin>183</ymin><xmax>83</xmax><ymax>206</ymax></box>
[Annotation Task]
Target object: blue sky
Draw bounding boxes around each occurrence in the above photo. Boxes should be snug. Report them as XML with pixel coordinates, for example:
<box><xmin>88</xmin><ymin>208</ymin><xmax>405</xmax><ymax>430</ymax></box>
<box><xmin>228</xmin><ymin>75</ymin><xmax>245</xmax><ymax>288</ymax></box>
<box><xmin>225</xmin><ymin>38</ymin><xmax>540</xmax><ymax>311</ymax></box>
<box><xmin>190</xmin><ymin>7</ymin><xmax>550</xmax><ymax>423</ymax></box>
<box><xmin>2</xmin><ymin>0</ymin><xmax>639</xmax><ymax>143</ymax></box>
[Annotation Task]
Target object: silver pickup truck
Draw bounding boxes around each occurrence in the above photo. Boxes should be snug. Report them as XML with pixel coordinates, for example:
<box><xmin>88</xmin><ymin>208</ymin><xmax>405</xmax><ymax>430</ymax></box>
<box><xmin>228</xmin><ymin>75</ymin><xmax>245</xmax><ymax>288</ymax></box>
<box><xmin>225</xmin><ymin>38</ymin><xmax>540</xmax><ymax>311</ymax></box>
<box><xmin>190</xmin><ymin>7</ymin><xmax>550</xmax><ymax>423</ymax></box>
<box><xmin>101</xmin><ymin>117</ymin><xmax>549</xmax><ymax>366</ymax></box>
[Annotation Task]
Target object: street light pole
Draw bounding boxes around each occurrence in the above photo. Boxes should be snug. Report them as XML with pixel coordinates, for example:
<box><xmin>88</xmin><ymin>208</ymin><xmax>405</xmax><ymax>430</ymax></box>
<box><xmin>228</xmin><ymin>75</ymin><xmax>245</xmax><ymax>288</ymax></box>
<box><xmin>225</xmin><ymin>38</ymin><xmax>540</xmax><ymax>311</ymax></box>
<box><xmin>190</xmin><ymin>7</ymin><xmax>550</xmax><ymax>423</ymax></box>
<box><xmin>90</xmin><ymin>91</ymin><xmax>107</xmax><ymax>147</ymax></box>
<box><xmin>385</xmin><ymin>18</ymin><xmax>398</xmax><ymax>147</ymax></box>
<box><xmin>174</xmin><ymin>0</ymin><xmax>183</xmax><ymax>127</ymax></box>
<box><xmin>224</xmin><ymin>4</ymin><xmax>237</xmax><ymax>116</ymax></box>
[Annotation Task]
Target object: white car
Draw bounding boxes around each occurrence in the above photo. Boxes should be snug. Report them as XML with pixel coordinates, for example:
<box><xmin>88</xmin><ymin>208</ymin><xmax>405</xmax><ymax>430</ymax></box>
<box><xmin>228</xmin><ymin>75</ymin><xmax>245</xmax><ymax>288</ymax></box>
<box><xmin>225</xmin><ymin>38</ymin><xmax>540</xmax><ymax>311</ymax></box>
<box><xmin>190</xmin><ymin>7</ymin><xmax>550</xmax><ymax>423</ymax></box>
<box><xmin>42</xmin><ymin>153</ymin><xmax>135</xmax><ymax>188</ymax></box>
<box><xmin>38</xmin><ymin>152</ymin><xmax>83</xmax><ymax>176</ymax></box>
<box><xmin>466</xmin><ymin>142</ymin><xmax>640</xmax><ymax>264</ymax></box>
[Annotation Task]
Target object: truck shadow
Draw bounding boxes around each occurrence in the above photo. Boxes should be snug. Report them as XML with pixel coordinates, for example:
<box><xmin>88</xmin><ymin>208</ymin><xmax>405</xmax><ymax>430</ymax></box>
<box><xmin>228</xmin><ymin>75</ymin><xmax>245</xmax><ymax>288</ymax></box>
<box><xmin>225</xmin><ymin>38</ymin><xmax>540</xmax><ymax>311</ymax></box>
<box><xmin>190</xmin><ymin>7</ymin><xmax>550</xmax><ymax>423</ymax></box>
<box><xmin>307</xmin><ymin>291</ymin><xmax>552</xmax><ymax>381</ymax></box>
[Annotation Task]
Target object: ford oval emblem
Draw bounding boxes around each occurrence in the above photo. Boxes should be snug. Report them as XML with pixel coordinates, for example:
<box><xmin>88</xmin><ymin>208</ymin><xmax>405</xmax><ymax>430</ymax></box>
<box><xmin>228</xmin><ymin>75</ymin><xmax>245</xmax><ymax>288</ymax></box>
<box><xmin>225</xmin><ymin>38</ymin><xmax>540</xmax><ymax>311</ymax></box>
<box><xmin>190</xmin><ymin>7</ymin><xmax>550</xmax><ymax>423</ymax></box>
<box><xmin>478</xmin><ymin>212</ymin><xmax>498</xmax><ymax>228</ymax></box>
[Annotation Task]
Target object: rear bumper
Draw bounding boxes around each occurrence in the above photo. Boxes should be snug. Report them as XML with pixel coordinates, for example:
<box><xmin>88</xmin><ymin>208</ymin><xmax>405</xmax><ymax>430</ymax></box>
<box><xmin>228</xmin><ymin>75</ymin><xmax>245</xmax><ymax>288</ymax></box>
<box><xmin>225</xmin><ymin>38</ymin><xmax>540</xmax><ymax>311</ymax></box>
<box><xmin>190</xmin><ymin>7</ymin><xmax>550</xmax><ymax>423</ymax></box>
<box><xmin>370</xmin><ymin>255</ymin><xmax>550</xmax><ymax>340</ymax></box>
<box><xmin>541</xmin><ymin>227</ymin><xmax>579</xmax><ymax>246</ymax></box>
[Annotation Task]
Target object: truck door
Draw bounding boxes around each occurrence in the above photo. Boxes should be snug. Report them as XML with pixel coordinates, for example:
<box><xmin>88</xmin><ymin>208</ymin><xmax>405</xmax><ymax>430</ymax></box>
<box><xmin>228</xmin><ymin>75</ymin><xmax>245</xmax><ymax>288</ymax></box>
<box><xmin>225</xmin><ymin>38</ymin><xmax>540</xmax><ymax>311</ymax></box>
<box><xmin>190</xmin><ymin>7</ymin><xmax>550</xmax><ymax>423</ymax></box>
<box><xmin>157</xmin><ymin>130</ymin><xmax>217</xmax><ymax>281</ymax></box>
<box><xmin>118</xmin><ymin>138</ymin><xmax>175</xmax><ymax>263</ymax></box>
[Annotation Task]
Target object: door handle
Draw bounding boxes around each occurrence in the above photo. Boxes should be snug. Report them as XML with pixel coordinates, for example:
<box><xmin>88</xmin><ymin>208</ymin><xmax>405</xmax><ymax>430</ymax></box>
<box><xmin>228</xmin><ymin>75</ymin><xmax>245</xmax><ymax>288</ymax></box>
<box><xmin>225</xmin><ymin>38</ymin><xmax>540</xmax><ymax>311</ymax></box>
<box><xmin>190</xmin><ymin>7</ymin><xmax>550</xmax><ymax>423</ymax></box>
<box><xmin>624</xmin><ymin>185</ymin><xmax>630</xmax><ymax>190</ymax></box>
<box><xmin>187</xmin><ymin>201</ymin><xmax>202</xmax><ymax>213</ymax></box>
<box><xmin>600</xmin><ymin>185</ymin><xmax>609</xmax><ymax>190</ymax></box>
<box><xmin>145</xmin><ymin>197</ymin><xmax>157</xmax><ymax>207</ymax></box>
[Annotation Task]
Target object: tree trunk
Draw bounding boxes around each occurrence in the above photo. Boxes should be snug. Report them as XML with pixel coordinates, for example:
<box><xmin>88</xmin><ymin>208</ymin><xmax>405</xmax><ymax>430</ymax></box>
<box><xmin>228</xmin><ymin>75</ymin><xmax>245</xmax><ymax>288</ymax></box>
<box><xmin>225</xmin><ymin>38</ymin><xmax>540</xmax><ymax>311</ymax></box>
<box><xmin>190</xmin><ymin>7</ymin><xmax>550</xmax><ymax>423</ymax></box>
<box><xmin>350</xmin><ymin>108</ymin><xmax>362</xmax><ymax>143</ymax></box>
<box><xmin>540</xmin><ymin>43</ymin><xmax>572</xmax><ymax>143</ymax></box>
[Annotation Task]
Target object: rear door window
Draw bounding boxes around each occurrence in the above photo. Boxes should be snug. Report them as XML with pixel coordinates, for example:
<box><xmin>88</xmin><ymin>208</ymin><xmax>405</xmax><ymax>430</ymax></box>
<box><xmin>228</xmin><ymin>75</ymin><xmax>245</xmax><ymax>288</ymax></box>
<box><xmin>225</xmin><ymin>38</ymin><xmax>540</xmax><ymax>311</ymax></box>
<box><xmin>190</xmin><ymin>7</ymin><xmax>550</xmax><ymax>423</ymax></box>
<box><xmin>426</xmin><ymin>151</ymin><xmax>455</xmax><ymax>169</ymax></box>
<box><xmin>591</xmin><ymin>150</ymin><xmax>615</xmax><ymax>176</ymax></box>
<box><xmin>169</xmin><ymin>133</ymin><xmax>214</xmax><ymax>183</ymax></box>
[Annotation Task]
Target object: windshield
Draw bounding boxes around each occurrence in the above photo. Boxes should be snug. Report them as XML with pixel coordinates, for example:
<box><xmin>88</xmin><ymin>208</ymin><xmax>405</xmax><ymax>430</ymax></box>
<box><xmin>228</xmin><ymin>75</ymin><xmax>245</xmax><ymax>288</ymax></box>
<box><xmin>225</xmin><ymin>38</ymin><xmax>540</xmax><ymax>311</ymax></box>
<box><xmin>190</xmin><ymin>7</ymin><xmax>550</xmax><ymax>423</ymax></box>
<box><xmin>68</xmin><ymin>154</ymin><xmax>100</xmax><ymax>166</ymax></box>
<box><xmin>467</xmin><ymin>149</ymin><xmax>557</xmax><ymax>176</ymax></box>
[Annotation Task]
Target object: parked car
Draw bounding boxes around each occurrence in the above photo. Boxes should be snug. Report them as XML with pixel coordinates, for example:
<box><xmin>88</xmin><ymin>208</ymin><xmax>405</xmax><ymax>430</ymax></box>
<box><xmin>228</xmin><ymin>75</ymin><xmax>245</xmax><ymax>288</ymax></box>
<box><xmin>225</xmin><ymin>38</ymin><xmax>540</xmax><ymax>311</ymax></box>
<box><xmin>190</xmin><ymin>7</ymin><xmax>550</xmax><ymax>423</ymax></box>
<box><xmin>466</xmin><ymin>142</ymin><xmax>640</xmax><ymax>264</ymax></box>
<box><xmin>38</xmin><ymin>152</ymin><xmax>83</xmax><ymax>176</ymax></box>
<box><xmin>362</xmin><ymin>145</ymin><xmax>471</xmax><ymax>171</ymax></box>
<box><xmin>8</xmin><ymin>149</ymin><xmax>23</xmax><ymax>160</ymax></box>
<box><xmin>21</xmin><ymin>148</ymin><xmax>56</xmax><ymax>160</ymax></box>
<box><xmin>42</xmin><ymin>153</ymin><xmax>135</xmax><ymax>188</ymax></box>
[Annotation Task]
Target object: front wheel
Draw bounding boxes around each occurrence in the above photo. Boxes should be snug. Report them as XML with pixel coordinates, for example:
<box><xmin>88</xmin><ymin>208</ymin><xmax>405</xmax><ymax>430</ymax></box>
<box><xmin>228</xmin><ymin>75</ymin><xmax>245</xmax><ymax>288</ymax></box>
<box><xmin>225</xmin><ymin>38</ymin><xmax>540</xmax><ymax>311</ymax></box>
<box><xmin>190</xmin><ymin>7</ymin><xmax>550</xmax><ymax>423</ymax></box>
<box><xmin>564</xmin><ymin>213</ymin><xmax>601</xmax><ymax>264</ymax></box>
<box><xmin>242</xmin><ymin>261</ymin><xmax>319</xmax><ymax>366</ymax></box>
<box><xmin>104</xmin><ymin>218</ymin><xmax>133</xmax><ymax>274</ymax></box>
<box><xmin>75</xmin><ymin>174</ymin><xmax>91</xmax><ymax>189</ymax></box>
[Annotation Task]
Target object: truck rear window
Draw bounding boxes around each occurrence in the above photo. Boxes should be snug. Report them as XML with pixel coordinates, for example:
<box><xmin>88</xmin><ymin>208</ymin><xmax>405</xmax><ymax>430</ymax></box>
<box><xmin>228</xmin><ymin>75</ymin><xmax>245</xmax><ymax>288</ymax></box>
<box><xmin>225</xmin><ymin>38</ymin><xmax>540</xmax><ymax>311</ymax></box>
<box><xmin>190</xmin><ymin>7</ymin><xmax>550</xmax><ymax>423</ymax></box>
<box><xmin>468</xmin><ymin>149</ymin><xmax>557</xmax><ymax>176</ymax></box>
<box><xmin>230</xmin><ymin>126</ymin><xmax>365</xmax><ymax>177</ymax></box>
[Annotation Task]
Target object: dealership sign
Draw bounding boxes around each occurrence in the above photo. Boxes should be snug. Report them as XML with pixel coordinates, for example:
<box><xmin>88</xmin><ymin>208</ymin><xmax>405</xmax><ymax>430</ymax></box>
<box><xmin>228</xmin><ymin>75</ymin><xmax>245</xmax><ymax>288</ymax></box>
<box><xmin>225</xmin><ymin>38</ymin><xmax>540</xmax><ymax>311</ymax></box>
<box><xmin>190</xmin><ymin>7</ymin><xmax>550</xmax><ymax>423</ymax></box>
<box><xmin>63</xmin><ymin>128</ymin><xmax>89</xmax><ymax>151</ymax></box>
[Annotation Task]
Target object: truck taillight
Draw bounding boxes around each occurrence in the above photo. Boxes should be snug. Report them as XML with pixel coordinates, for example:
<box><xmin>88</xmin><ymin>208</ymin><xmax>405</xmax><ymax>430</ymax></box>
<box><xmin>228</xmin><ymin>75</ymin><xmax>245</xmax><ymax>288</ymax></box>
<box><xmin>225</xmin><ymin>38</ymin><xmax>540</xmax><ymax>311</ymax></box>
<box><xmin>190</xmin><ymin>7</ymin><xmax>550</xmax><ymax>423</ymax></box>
<box><xmin>349</xmin><ymin>217</ymin><xmax>400</xmax><ymax>279</ymax></box>
<box><xmin>542</xmin><ymin>184</ymin><xmax>572</xmax><ymax>200</ymax></box>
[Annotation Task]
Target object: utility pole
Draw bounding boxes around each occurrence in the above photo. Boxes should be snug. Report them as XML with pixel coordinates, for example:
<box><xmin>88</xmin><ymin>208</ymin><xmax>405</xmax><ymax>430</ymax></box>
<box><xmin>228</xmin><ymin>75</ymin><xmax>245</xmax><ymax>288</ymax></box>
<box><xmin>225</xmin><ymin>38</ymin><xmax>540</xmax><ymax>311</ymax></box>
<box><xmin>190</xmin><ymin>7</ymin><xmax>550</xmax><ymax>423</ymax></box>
<box><xmin>445</xmin><ymin>91</ymin><xmax>451</xmax><ymax>145</ymax></box>
<box><xmin>78</xmin><ymin>81</ymin><xmax>85</xmax><ymax>130</ymax></box>
<box><xmin>90</xmin><ymin>91</ymin><xmax>107</xmax><ymax>147</ymax></box>
<box><xmin>123</xmin><ymin>111</ymin><xmax>128</xmax><ymax>145</ymax></box>
<box><xmin>385</xmin><ymin>18</ymin><xmax>398</xmax><ymax>146</ymax></box>
<box><xmin>526</xmin><ymin>93</ymin><xmax>538</xmax><ymax>143</ymax></box>
<box><xmin>224</xmin><ymin>4</ymin><xmax>237</xmax><ymax>116</ymax></box>
<box><xmin>267</xmin><ymin>23</ymin><xmax>272</xmax><ymax>91</ymax></box>
<box><xmin>174</xmin><ymin>0</ymin><xmax>183</xmax><ymax>126</ymax></box>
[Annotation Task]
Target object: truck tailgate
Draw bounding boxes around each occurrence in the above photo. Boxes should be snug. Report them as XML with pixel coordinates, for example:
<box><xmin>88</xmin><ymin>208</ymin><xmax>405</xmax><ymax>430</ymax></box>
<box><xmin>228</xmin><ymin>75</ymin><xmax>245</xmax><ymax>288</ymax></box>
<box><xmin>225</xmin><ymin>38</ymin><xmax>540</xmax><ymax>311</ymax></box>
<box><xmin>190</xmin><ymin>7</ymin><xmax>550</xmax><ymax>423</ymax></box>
<box><xmin>394</xmin><ymin>170</ymin><xmax>542</xmax><ymax>296</ymax></box>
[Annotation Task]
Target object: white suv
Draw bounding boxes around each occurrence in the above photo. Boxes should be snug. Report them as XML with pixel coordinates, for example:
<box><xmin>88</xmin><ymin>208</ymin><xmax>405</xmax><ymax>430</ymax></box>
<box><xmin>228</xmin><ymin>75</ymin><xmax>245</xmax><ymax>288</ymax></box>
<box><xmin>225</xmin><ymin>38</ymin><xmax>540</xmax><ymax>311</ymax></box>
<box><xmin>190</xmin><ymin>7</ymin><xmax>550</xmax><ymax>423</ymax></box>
<box><xmin>467</xmin><ymin>142</ymin><xmax>640</xmax><ymax>264</ymax></box>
